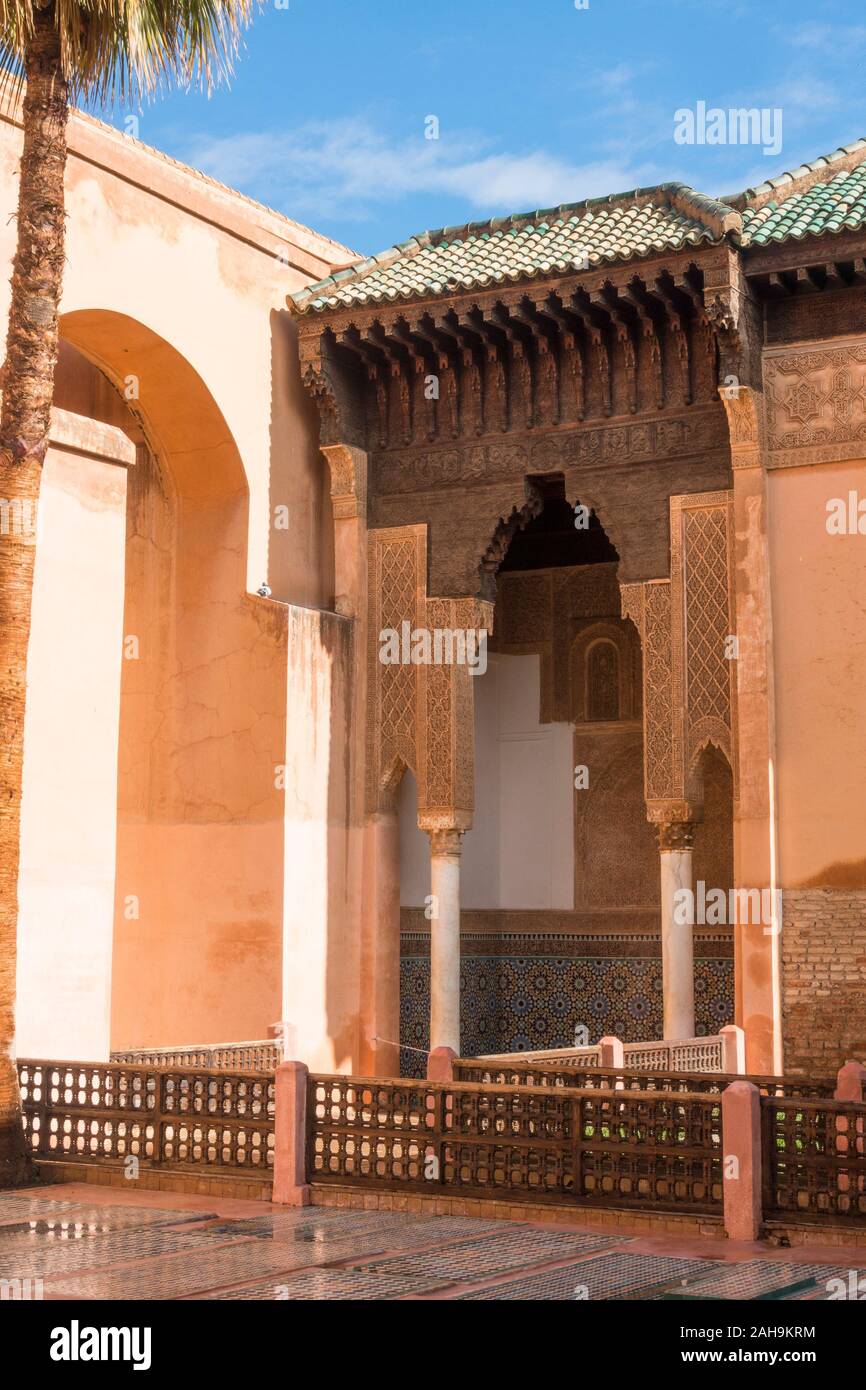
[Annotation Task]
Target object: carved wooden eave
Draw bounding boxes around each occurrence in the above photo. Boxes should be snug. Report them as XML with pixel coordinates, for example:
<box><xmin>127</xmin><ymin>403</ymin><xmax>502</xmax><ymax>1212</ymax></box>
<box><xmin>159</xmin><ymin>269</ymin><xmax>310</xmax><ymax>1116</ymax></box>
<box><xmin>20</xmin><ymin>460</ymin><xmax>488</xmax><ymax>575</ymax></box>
<box><xmin>744</xmin><ymin>227</ymin><xmax>866</xmax><ymax>296</ymax></box>
<box><xmin>293</xmin><ymin>242</ymin><xmax>741</xmax><ymax>456</ymax></box>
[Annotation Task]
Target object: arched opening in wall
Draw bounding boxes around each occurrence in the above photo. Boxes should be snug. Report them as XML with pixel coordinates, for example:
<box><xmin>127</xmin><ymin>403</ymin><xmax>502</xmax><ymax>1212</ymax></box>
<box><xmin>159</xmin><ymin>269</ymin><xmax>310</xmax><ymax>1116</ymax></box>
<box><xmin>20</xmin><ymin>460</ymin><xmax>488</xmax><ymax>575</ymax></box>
<box><xmin>55</xmin><ymin>312</ymin><xmax>285</xmax><ymax>1056</ymax></box>
<box><xmin>690</xmin><ymin>742</ymin><xmax>735</xmax><ymax>1035</ymax></box>
<box><xmin>456</xmin><ymin>475</ymin><xmax>660</xmax><ymax>1055</ymax></box>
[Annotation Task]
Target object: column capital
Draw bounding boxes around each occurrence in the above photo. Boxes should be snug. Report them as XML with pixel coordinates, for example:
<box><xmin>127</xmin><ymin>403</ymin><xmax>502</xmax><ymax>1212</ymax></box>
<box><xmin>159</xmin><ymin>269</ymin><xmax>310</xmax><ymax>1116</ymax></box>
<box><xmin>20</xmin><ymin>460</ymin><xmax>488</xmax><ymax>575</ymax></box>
<box><xmin>418</xmin><ymin>808</ymin><xmax>472</xmax><ymax>835</ymax></box>
<box><xmin>320</xmin><ymin>442</ymin><xmax>367</xmax><ymax>519</ymax></box>
<box><xmin>427</xmin><ymin>827</ymin><xmax>463</xmax><ymax>857</ymax></box>
<box><xmin>657</xmin><ymin>820</ymin><xmax>695</xmax><ymax>853</ymax></box>
<box><xmin>718</xmin><ymin>383</ymin><xmax>766</xmax><ymax>470</ymax></box>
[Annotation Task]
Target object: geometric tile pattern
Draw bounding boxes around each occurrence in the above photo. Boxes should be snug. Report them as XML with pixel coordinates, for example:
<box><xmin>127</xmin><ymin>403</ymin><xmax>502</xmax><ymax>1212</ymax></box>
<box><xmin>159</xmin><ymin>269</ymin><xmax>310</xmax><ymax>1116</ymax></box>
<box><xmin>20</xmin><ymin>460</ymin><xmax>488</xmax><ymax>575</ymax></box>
<box><xmin>458</xmin><ymin>1252</ymin><xmax>720</xmax><ymax>1301</ymax></box>
<box><xmin>4</xmin><ymin>1191</ymin><xmax>858</xmax><ymax>1302</ymax></box>
<box><xmin>400</xmin><ymin>951</ymin><xmax>733</xmax><ymax>1076</ymax></box>
<box><xmin>46</xmin><ymin>1240</ymin><xmax>343</xmax><ymax>1302</ymax></box>
<box><xmin>0</xmin><ymin>1221</ymin><xmax>228</xmax><ymax>1281</ymax></box>
<box><xmin>0</xmin><ymin>1196</ymin><xmax>209</xmax><ymax>1229</ymax></box>
<box><xmin>637</xmin><ymin>1260</ymin><xmax>858</xmax><ymax>1301</ymax></box>
<box><xmin>344</xmin><ymin>1227</ymin><xmax>623</xmax><ymax>1287</ymax></box>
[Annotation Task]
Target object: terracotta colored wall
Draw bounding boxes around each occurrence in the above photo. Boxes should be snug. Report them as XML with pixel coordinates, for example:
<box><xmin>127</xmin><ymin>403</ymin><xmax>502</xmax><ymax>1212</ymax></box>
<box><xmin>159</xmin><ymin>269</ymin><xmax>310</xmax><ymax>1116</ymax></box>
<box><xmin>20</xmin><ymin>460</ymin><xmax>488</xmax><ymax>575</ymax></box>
<box><xmin>1</xmin><ymin>106</ymin><xmax>361</xmax><ymax>1058</ymax></box>
<box><xmin>0</xmin><ymin>105</ymin><xmax>349</xmax><ymax>608</ymax></box>
<box><xmin>768</xmin><ymin>458</ymin><xmax>866</xmax><ymax>1068</ymax></box>
<box><xmin>769</xmin><ymin>460</ymin><xmax>866</xmax><ymax>887</ymax></box>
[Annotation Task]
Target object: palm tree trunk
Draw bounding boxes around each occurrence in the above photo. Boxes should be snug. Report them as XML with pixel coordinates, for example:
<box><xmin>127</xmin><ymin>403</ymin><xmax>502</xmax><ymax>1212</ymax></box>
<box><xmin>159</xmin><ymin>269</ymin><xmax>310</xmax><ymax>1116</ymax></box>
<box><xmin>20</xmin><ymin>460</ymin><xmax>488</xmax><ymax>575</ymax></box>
<box><xmin>0</xmin><ymin>6</ymin><xmax>68</xmax><ymax>1186</ymax></box>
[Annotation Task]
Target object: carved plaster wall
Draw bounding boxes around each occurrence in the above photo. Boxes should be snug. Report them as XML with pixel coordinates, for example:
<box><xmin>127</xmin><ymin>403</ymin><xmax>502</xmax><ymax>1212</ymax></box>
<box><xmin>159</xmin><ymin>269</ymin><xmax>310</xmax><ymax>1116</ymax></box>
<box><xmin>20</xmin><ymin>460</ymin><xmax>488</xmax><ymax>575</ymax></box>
<box><xmin>366</xmin><ymin>525</ymin><xmax>492</xmax><ymax>828</ymax></box>
<box><xmin>764</xmin><ymin>336</ymin><xmax>866</xmax><ymax>469</ymax></box>
<box><xmin>621</xmin><ymin>490</ymin><xmax>737</xmax><ymax>822</ymax></box>
<box><xmin>493</xmin><ymin>562</ymin><xmax>641</xmax><ymax>725</ymax></box>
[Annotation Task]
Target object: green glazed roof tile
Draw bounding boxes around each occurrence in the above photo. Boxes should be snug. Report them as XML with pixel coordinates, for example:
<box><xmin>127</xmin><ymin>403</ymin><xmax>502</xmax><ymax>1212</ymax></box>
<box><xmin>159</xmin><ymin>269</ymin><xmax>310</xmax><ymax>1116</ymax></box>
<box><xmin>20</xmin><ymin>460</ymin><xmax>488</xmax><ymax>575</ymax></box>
<box><xmin>290</xmin><ymin>141</ymin><xmax>866</xmax><ymax>316</ymax></box>
<box><xmin>740</xmin><ymin>161</ymin><xmax>866</xmax><ymax>245</ymax></box>
<box><xmin>291</xmin><ymin>183</ymin><xmax>732</xmax><ymax>315</ymax></box>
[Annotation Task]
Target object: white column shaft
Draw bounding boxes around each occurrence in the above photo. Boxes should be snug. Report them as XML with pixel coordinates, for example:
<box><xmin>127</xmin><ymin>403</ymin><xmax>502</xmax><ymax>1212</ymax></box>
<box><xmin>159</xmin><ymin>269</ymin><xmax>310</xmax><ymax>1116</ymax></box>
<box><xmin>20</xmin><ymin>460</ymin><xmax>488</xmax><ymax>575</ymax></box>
<box><xmin>660</xmin><ymin>846</ymin><xmax>695</xmax><ymax>1040</ymax></box>
<box><xmin>429</xmin><ymin>837</ymin><xmax>461</xmax><ymax>1053</ymax></box>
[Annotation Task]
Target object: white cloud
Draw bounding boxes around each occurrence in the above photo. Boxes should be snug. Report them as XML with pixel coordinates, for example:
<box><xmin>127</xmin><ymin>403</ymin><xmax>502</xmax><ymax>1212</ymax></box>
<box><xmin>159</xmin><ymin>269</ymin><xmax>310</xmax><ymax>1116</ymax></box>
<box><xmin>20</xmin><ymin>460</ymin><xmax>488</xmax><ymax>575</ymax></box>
<box><xmin>183</xmin><ymin>116</ymin><xmax>657</xmax><ymax>225</ymax></box>
<box><xmin>785</xmin><ymin>22</ymin><xmax>866</xmax><ymax>52</ymax></box>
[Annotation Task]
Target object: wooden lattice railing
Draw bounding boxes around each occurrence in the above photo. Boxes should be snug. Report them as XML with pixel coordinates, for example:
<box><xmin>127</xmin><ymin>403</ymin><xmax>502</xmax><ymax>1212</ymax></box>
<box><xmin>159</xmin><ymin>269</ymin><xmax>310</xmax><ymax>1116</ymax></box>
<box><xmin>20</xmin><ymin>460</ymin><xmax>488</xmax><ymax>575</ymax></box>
<box><xmin>762</xmin><ymin>1095</ymin><xmax>866</xmax><ymax>1225</ymax></box>
<box><xmin>306</xmin><ymin>1073</ymin><xmax>723</xmax><ymax>1214</ymax></box>
<box><xmin>476</xmin><ymin>1045</ymin><xmax>602</xmax><ymax>1068</ymax></box>
<box><xmin>17</xmin><ymin>1059</ymin><xmax>275</xmax><ymax>1173</ymax></box>
<box><xmin>110</xmin><ymin>1040</ymin><xmax>281</xmax><ymax>1071</ymax></box>
<box><xmin>476</xmin><ymin>1035</ymin><xmax>725</xmax><ymax>1073</ymax></box>
<box><xmin>454</xmin><ymin>1060</ymin><xmax>838</xmax><ymax>1100</ymax></box>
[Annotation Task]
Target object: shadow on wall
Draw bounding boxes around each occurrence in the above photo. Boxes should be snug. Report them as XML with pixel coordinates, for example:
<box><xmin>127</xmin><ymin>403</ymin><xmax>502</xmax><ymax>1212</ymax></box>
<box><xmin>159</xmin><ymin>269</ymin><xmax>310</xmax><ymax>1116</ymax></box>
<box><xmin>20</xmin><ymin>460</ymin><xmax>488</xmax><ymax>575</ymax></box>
<box><xmin>267</xmin><ymin>308</ymin><xmax>334</xmax><ymax>608</ymax></box>
<box><xmin>58</xmin><ymin>309</ymin><xmax>288</xmax><ymax>1053</ymax></box>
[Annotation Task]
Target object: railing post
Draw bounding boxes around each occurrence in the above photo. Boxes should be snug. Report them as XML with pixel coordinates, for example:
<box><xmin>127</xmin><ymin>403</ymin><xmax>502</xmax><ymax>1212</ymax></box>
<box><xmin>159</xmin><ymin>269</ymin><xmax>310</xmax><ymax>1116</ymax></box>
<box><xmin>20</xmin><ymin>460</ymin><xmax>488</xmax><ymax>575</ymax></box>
<box><xmin>599</xmin><ymin>1036</ymin><xmax>624</xmax><ymax>1069</ymax></box>
<box><xmin>154</xmin><ymin>1069</ymin><xmax>167</xmax><ymax>1167</ymax></box>
<box><xmin>721</xmin><ymin>1080</ymin><xmax>762</xmax><ymax>1241</ymax></box>
<box><xmin>427</xmin><ymin>1046</ymin><xmax>456</xmax><ymax>1082</ymax></box>
<box><xmin>720</xmin><ymin>1024</ymin><xmax>746</xmax><ymax>1075</ymax></box>
<box><xmin>835</xmin><ymin>1060</ymin><xmax>866</xmax><ymax>1101</ymax></box>
<box><xmin>273</xmin><ymin>1061</ymin><xmax>311</xmax><ymax>1206</ymax></box>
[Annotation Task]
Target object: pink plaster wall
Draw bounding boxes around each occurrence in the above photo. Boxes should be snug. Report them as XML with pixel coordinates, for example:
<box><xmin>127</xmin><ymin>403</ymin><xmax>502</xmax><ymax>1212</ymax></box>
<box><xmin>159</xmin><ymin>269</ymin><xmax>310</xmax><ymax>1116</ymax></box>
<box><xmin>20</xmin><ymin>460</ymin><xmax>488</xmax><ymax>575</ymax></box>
<box><xmin>768</xmin><ymin>460</ymin><xmax>866</xmax><ymax>889</ymax></box>
<box><xmin>2</xmin><ymin>103</ymin><xmax>365</xmax><ymax>1060</ymax></box>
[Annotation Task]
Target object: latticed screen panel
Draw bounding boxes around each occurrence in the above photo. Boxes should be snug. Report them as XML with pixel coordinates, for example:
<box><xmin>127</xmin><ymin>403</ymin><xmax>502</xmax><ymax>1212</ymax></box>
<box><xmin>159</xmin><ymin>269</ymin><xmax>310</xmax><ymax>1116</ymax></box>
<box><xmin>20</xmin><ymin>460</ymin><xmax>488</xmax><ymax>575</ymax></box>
<box><xmin>308</xmin><ymin>1077</ymin><xmax>439</xmax><ymax>1183</ymax></box>
<box><xmin>455</xmin><ymin>1064</ymin><xmax>713</xmax><ymax>1093</ymax></box>
<box><xmin>450</xmin><ymin>1087</ymin><xmax>572</xmax><ymax>1143</ymax></box>
<box><xmin>622</xmin><ymin>1038</ymin><xmax>723</xmax><ymax>1072</ymax></box>
<box><xmin>18</xmin><ymin>1062</ymin><xmax>159</xmax><ymax>1161</ymax></box>
<box><xmin>455</xmin><ymin>1065</ymin><xmax>579</xmax><ymax>1088</ymax></box>
<box><xmin>576</xmin><ymin>1092</ymin><xmax>723</xmax><ymax>1211</ymax></box>
<box><xmin>763</xmin><ymin>1099</ymin><xmax>866</xmax><ymax>1222</ymax></box>
<box><xmin>443</xmin><ymin>1142</ymin><xmax>576</xmax><ymax>1196</ymax></box>
<box><xmin>162</xmin><ymin>1073</ymin><xmax>274</xmax><ymax>1121</ymax></box>
<box><xmin>670</xmin><ymin>1039</ymin><xmax>724</xmax><ymax>1072</ymax></box>
<box><xmin>19</xmin><ymin>1061</ymin><xmax>157</xmax><ymax>1113</ymax></box>
<box><xmin>111</xmin><ymin>1042</ymin><xmax>281</xmax><ymax>1071</ymax></box>
<box><xmin>683</xmin><ymin>506</ymin><xmax>732</xmax><ymax>726</ymax></box>
<box><xmin>25</xmin><ymin>1112</ymin><xmax>159</xmax><ymax>1162</ymax></box>
<box><xmin>307</xmin><ymin>1077</ymin><xmax>722</xmax><ymax>1211</ymax></box>
<box><xmin>161</xmin><ymin>1070</ymin><xmax>275</xmax><ymax>1168</ymax></box>
<box><xmin>17</xmin><ymin>1060</ymin><xmax>274</xmax><ymax>1172</ymax></box>
<box><xmin>162</xmin><ymin>1120</ymin><xmax>273</xmax><ymax>1168</ymax></box>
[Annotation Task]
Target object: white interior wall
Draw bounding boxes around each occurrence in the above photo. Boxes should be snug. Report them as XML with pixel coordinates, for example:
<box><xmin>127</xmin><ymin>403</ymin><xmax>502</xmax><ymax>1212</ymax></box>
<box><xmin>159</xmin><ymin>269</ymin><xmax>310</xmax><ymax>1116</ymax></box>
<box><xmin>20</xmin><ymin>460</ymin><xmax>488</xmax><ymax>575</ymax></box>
<box><xmin>399</xmin><ymin>652</ymin><xmax>574</xmax><ymax>909</ymax></box>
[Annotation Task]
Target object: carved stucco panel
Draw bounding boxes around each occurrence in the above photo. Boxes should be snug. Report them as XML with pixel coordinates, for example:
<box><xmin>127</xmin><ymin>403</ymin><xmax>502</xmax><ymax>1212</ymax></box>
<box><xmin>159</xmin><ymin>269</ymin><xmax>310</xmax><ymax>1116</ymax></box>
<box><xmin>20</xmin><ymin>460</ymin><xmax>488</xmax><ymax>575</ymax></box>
<box><xmin>366</xmin><ymin>526</ymin><xmax>425</xmax><ymax>811</ymax></box>
<box><xmin>764</xmin><ymin>336</ymin><xmax>866</xmax><ymax>468</ymax></box>
<box><xmin>624</xmin><ymin>492</ymin><xmax>736</xmax><ymax>821</ymax></box>
<box><xmin>367</xmin><ymin>527</ymin><xmax>489</xmax><ymax>825</ymax></box>
<box><xmin>671</xmin><ymin>491</ymin><xmax>737</xmax><ymax>797</ymax></box>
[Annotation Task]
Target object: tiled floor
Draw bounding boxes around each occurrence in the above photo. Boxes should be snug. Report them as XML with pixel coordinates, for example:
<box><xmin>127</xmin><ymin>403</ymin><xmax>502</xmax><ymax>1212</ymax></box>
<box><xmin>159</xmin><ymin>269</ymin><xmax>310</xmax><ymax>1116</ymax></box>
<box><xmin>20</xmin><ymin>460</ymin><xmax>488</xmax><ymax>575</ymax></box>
<box><xmin>0</xmin><ymin>1185</ymin><xmax>862</xmax><ymax>1301</ymax></box>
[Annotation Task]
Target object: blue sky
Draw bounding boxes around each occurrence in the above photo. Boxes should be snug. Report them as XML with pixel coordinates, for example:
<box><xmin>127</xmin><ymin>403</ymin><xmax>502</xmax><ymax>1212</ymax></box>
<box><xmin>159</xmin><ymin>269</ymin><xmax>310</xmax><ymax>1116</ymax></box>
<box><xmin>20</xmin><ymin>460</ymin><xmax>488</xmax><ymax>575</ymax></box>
<box><xmin>101</xmin><ymin>0</ymin><xmax>866</xmax><ymax>257</ymax></box>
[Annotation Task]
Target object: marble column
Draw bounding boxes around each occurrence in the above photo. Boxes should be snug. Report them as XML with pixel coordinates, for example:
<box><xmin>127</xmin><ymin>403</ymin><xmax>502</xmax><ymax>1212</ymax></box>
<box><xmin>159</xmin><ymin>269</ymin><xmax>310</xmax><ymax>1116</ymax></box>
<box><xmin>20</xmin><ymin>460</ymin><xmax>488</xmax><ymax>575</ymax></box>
<box><xmin>427</xmin><ymin>828</ymin><xmax>462</xmax><ymax>1054</ymax></box>
<box><xmin>658</xmin><ymin>820</ymin><xmax>696</xmax><ymax>1040</ymax></box>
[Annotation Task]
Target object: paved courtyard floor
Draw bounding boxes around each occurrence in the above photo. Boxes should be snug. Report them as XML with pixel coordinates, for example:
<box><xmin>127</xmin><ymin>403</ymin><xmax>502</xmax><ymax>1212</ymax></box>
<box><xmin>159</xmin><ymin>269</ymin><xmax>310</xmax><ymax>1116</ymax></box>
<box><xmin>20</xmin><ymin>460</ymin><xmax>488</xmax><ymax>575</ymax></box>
<box><xmin>1</xmin><ymin>1184</ymin><xmax>863</xmax><ymax>1301</ymax></box>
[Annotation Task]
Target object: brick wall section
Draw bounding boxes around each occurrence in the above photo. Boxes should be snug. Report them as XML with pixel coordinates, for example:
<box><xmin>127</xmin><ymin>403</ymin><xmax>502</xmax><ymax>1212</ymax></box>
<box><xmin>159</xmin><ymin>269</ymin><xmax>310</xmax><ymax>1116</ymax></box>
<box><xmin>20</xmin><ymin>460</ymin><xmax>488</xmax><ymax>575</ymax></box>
<box><xmin>782</xmin><ymin>889</ymin><xmax>866</xmax><ymax>1073</ymax></box>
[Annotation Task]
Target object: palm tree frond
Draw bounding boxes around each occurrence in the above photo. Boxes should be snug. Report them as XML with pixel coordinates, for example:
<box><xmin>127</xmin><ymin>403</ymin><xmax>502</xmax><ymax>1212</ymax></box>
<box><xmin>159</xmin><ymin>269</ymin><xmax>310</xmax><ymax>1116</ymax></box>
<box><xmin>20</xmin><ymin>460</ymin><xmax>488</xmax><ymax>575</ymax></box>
<box><xmin>0</xmin><ymin>0</ymin><xmax>258</xmax><ymax>105</ymax></box>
